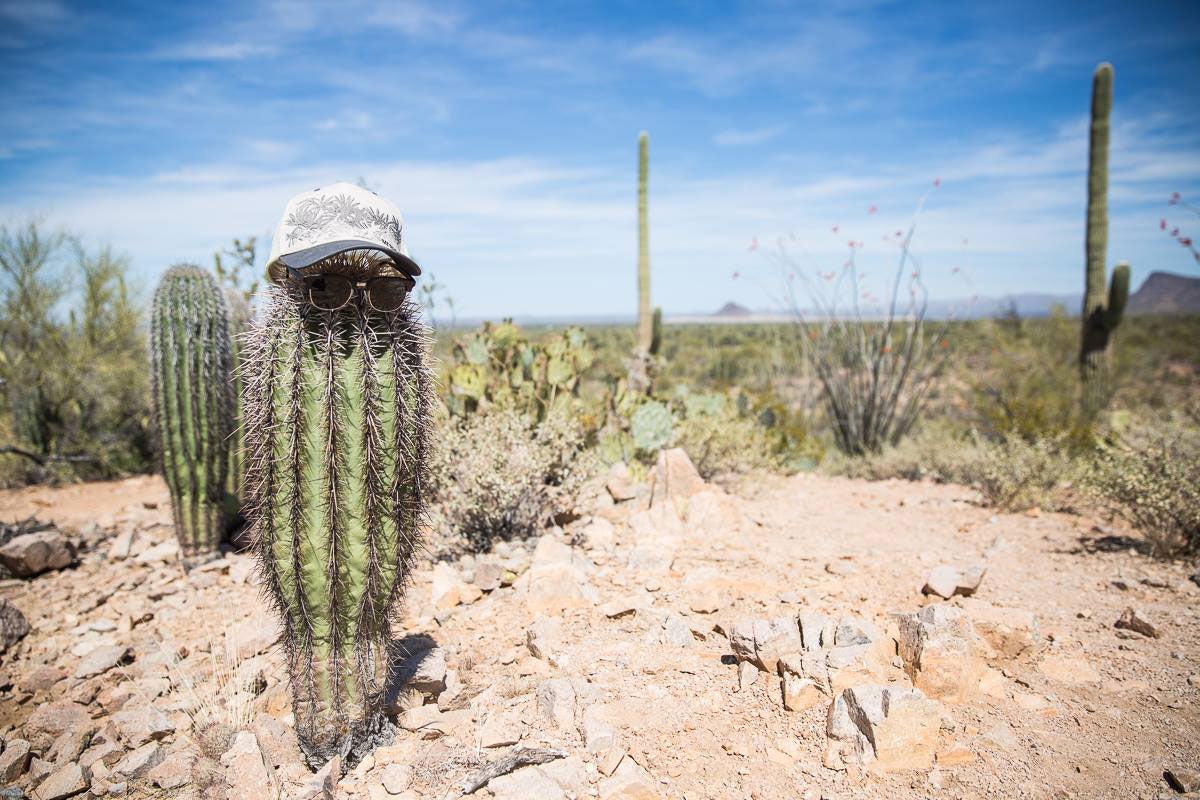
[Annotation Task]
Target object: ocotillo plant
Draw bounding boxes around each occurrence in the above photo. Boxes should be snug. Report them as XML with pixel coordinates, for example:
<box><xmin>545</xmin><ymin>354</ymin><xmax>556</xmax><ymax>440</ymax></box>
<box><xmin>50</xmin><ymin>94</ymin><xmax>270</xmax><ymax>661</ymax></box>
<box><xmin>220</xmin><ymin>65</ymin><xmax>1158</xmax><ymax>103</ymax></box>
<box><xmin>1079</xmin><ymin>62</ymin><xmax>1130</xmax><ymax>417</ymax></box>
<box><xmin>150</xmin><ymin>265</ymin><xmax>234</xmax><ymax>563</ymax></box>
<box><xmin>241</xmin><ymin>279</ymin><xmax>433</xmax><ymax>767</ymax></box>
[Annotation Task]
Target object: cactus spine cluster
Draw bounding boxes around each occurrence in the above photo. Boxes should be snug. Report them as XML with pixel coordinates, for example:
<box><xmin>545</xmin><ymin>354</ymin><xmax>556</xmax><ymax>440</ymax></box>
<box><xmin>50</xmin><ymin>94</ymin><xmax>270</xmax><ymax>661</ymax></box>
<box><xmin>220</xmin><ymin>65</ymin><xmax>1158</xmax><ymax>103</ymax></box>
<box><xmin>241</xmin><ymin>283</ymin><xmax>433</xmax><ymax>767</ymax></box>
<box><xmin>636</xmin><ymin>131</ymin><xmax>652</xmax><ymax>354</ymax></box>
<box><xmin>1079</xmin><ymin>62</ymin><xmax>1130</xmax><ymax>417</ymax></box>
<box><xmin>150</xmin><ymin>265</ymin><xmax>235</xmax><ymax>562</ymax></box>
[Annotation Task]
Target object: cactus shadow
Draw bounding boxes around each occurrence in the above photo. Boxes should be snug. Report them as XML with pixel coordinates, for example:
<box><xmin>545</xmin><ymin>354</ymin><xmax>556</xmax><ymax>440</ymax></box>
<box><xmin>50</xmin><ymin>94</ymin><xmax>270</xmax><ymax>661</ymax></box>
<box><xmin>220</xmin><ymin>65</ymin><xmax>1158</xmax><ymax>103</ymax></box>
<box><xmin>382</xmin><ymin>633</ymin><xmax>439</xmax><ymax>709</ymax></box>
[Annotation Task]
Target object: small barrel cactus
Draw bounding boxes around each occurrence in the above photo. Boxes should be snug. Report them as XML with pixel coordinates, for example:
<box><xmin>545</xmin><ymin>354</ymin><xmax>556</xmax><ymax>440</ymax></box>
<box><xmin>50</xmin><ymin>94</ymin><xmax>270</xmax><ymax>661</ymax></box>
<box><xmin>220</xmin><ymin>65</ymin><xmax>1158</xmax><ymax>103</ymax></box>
<box><xmin>241</xmin><ymin>283</ymin><xmax>433</xmax><ymax>767</ymax></box>
<box><xmin>150</xmin><ymin>265</ymin><xmax>235</xmax><ymax>563</ymax></box>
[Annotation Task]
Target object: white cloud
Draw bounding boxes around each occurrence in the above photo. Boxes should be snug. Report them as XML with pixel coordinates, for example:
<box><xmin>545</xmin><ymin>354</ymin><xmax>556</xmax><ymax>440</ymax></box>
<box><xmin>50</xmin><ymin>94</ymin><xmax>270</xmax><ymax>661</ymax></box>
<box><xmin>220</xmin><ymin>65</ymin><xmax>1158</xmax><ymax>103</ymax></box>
<box><xmin>714</xmin><ymin>125</ymin><xmax>788</xmax><ymax>147</ymax></box>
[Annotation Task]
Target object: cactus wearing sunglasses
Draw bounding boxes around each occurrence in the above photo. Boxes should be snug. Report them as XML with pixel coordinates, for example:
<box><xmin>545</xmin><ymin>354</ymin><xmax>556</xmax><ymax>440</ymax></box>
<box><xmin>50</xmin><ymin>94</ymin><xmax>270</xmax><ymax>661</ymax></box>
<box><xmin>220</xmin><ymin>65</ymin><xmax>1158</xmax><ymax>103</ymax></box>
<box><xmin>241</xmin><ymin>251</ymin><xmax>433</xmax><ymax>766</ymax></box>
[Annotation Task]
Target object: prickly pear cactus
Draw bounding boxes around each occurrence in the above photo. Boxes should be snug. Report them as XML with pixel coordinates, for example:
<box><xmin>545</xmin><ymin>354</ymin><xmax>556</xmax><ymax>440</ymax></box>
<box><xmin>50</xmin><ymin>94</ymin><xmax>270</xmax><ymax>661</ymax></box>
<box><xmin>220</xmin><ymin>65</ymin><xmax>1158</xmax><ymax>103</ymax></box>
<box><xmin>240</xmin><ymin>284</ymin><xmax>433</xmax><ymax>767</ymax></box>
<box><xmin>150</xmin><ymin>265</ymin><xmax>234</xmax><ymax>563</ymax></box>
<box><xmin>446</xmin><ymin>320</ymin><xmax>594</xmax><ymax>420</ymax></box>
<box><xmin>630</xmin><ymin>399</ymin><xmax>674</xmax><ymax>455</ymax></box>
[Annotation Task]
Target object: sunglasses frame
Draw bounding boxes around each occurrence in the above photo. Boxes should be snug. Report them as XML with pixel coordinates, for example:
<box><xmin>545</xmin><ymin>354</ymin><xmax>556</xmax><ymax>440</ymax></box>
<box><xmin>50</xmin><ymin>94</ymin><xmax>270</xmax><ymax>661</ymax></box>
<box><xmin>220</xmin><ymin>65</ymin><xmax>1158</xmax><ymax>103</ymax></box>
<box><xmin>287</xmin><ymin>266</ymin><xmax>414</xmax><ymax>313</ymax></box>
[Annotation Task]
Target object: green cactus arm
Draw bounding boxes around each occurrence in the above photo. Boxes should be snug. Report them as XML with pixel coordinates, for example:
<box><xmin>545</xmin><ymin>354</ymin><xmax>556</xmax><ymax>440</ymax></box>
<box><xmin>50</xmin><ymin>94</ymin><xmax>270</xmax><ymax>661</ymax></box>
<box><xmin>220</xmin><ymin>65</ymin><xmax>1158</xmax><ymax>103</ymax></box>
<box><xmin>1103</xmin><ymin>261</ymin><xmax>1129</xmax><ymax>331</ymax></box>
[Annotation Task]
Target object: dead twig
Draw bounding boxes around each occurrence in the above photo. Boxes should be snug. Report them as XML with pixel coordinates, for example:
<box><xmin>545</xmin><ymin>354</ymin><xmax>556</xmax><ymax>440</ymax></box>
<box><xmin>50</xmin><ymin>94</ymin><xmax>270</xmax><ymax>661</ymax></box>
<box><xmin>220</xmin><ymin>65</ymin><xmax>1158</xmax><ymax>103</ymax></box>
<box><xmin>460</xmin><ymin>746</ymin><xmax>566</xmax><ymax>795</ymax></box>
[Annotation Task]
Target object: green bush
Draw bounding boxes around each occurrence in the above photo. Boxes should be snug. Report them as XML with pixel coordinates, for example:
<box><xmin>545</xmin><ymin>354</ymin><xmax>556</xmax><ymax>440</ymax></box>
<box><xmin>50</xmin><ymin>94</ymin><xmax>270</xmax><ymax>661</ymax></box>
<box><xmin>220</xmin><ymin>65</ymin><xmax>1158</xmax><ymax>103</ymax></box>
<box><xmin>970</xmin><ymin>434</ymin><xmax>1073</xmax><ymax>512</ymax></box>
<box><xmin>0</xmin><ymin>223</ymin><xmax>152</xmax><ymax>485</ymax></box>
<box><xmin>1084</xmin><ymin>421</ymin><xmax>1200</xmax><ymax>556</ymax></box>
<box><xmin>430</xmin><ymin>407</ymin><xmax>599</xmax><ymax>551</ymax></box>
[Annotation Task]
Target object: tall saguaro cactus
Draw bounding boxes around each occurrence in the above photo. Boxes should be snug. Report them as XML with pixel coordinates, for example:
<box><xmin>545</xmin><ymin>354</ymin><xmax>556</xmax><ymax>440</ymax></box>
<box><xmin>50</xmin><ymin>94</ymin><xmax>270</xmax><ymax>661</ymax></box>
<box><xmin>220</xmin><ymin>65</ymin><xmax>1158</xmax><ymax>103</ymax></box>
<box><xmin>636</xmin><ymin>132</ymin><xmax>652</xmax><ymax>354</ymax></box>
<box><xmin>1079</xmin><ymin>62</ymin><xmax>1131</xmax><ymax>417</ymax></box>
<box><xmin>150</xmin><ymin>265</ymin><xmax>235</xmax><ymax>563</ymax></box>
<box><xmin>241</xmin><ymin>285</ymin><xmax>433</xmax><ymax>767</ymax></box>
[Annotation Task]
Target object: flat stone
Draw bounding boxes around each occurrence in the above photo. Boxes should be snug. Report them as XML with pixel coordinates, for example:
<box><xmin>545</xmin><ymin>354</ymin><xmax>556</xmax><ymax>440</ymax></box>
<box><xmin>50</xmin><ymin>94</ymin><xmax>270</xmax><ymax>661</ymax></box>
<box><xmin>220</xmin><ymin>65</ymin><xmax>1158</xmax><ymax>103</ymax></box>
<box><xmin>74</xmin><ymin>644</ymin><xmax>134</xmax><ymax>678</ymax></box>
<box><xmin>834</xmin><ymin>616</ymin><xmax>878</xmax><ymax>647</ymax></box>
<box><xmin>781</xmin><ymin>672</ymin><xmax>822</xmax><ymax>712</ymax></box>
<box><xmin>737</xmin><ymin>660</ymin><xmax>759</xmax><ymax>693</ymax></box>
<box><xmin>135</xmin><ymin>540</ymin><xmax>178</xmax><ymax>565</ymax></box>
<box><xmin>112</xmin><ymin>706</ymin><xmax>175</xmax><ymax>747</ymax></box>
<box><xmin>33</xmin><ymin>762</ymin><xmax>88</xmax><ymax>800</ymax></box>
<box><xmin>826</xmin><ymin>684</ymin><xmax>941</xmax><ymax>772</ymax></box>
<box><xmin>398</xmin><ymin>704</ymin><xmax>443</xmax><ymax>734</ymax></box>
<box><xmin>221</xmin><ymin>731</ymin><xmax>275</xmax><ymax>800</ymax></box>
<box><xmin>896</xmin><ymin>605</ymin><xmax>984</xmax><ymax>703</ymax></box>
<box><xmin>582</xmin><ymin>704</ymin><xmax>617</xmax><ymax>754</ymax></box>
<box><xmin>112</xmin><ymin>742</ymin><xmax>163</xmax><ymax>779</ymax></box>
<box><xmin>25</xmin><ymin>701</ymin><xmax>90</xmax><ymax>750</ymax></box>
<box><xmin>729</xmin><ymin>617</ymin><xmax>802</xmax><ymax>674</ymax></box>
<box><xmin>147</xmin><ymin>750</ymin><xmax>194</xmax><ymax>791</ymax></box>
<box><xmin>536</xmin><ymin>677</ymin><xmax>577</xmax><ymax>729</ymax></box>
<box><xmin>1165</xmin><ymin>767</ymin><xmax>1200</xmax><ymax>793</ymax></box>
<box><xmin>960</xmin><ymin>599</ymin><xmax>1041</xmax><ymax>659</ymax></box>
<box><xmin>472</xmin><ymin>560</ymin><xmax>503</xmax><ymax>592</ymax></box>
<box><xmin>380</xmin><ymin>763</ymin><xmax>412</xmax><ymax>794</ymax></box>
<box><xmin>399</xmin><ymin>645</ymin><xmax>447</xmax><ymax>698</ymax></box>
<box><xmin>922</xmin><ymin>566</ymin><xmax>960</xmax><ymax>599</ymax></box>
<box><xmin>0</xmin><ymin>530</ymin><xmax>77</xmax><ymax>577</ymax></box>
<box><xmin>798</xmin><ymin>612</ymin><xmax>835</xmax><ymax>652</ymax></box>
<box><xmin>1039</xmin><ymin>654</ymin><xmax>1101</xmax><ymax>685</ymax></box>
<box><xmin>600</xmin><ymin>594</ymin><xmax>651</xmax><ymax>619</ymax></box>
<box><xmin>526</xmin><ymin>617</ymin><xmax>564</xmax><ymax>663</ymax></box>
<box><xmin>957</xmin><ymin>564</ymin><xmax>986</xmax><ymax>596</ymax></box>
<box><xmin>106</xmin><ymin>529</ymin><xmax>135</xmax><ymax>560</ymax></box>
<box><xmin>0</xmin><ymin>739</ymin><xmax>31</xmax><ymax>782</ymax></box>
<box><xmin>598</xmin><ymin>755</ymin><xmax>660</xmax><ymax>799</ymax></box>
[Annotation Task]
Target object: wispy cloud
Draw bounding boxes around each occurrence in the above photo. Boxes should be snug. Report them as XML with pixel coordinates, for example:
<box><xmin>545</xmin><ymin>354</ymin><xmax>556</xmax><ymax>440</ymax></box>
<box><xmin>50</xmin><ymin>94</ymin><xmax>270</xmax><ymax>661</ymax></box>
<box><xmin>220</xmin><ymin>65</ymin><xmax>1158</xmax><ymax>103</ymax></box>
<box><xmin>714</xmin><ymin>125</ymin><xmax>788</xmax><ymax>147</ymax></box>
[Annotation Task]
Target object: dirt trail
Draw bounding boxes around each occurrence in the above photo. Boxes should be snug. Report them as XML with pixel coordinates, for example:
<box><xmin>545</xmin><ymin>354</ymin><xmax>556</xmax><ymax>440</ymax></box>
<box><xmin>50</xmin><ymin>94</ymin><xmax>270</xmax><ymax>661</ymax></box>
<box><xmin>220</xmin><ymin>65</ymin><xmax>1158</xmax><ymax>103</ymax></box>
<box><xmin>0</xmin><ymin>464</ymin><xmax>1196</xmax><ymax>800</ymax></box>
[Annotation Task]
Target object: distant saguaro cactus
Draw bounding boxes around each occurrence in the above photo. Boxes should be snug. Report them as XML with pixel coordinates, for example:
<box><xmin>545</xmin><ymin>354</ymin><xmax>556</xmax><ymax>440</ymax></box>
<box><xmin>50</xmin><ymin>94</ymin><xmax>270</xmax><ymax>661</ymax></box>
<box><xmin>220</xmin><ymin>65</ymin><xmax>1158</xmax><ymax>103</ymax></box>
<box><xmin>241</xmin><ymin>284</ymin><xmax>433</xmax><ymax>767</ymax></box>
<box><xmin>150</xmin><ymin>265</ymin><xmax>234</xmax><ymax>563</ymax></box>
<box><xmin>637</xmin><ymin>132</ymin><xmax>652</xmax><ymax>354</ymax></box>
<box><xmin>1079</xmin><ymin>62</ymin><xmax>1130</xmax><ymax>417</ymax></box>
<box><xmin>650</xmin><ymin>306</ymin><xmax>663</xmax><ymax>357</ymax></box>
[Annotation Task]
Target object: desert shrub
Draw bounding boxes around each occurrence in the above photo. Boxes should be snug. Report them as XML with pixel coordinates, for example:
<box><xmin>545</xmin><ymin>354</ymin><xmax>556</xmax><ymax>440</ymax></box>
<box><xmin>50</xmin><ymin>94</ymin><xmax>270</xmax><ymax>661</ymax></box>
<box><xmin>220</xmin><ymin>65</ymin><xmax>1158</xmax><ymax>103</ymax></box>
<box><xmin>969</xmin><ymin>434</ymin><xmax>1073</xmax><ymax>512</ymax></box>
<box><xmin>0</xmin><ymin>222</ymin><xmax>152</xmax><ymax>485</ymax></box>
<box><xmin>674</xmin><ymin>398</ymin><xmax>773</xmax><ymax>480</ymax></box>
<box><xmin>1084</xmin><ymin>421</ymin><xmax>1200</xmax><ymax>556</ymax></box>
<box><xmin>430</xmin><ymin>407</ymin><xmax>599</xmax><ymax>551</ymax></box>
<box><xmin>827</xmin><ymin>424</ymin><xmax>1072</xmax><ymax>511</ymax></box>
<box><xmin>972</xmin><ymin>307</ymin><xmax>1095</xmax><ymax>448</ymax></box>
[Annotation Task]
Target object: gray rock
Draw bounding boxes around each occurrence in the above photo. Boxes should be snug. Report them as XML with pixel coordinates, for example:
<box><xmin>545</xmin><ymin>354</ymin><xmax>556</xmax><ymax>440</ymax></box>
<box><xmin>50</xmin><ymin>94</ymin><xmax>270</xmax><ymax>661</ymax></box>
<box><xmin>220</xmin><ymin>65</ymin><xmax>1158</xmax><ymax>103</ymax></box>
<box><xmin>729</xmin><ymin>617</ymin><xmax>802</xmax><ymax>673</ymax></box>
<box><xmin>957</xmin><ymin>564</ymin><xmax>986</xmax><ymax>596</ymax></box>
<box><xmin>798</xmin><ymin>612</ymin><xmax>834</xmax><ymax>652</ymax></box>
<box><xmin>0</xmin><ymin>597</ymin><xmax>30</xmax><ymax>654</ymax></box>
<box><xmin>582</xmin><ymin>704</ymin><xmax>616</xmax><ymax>754</ymax></box>
<box><xmin>33</xmin><ymin>762</ymin><xmax>88</xmax><ymax>800</ymax></box>
<box><xmin>661</xmin><ymin>614</ymin><xmax>694</xmax><ymax>647</ymax></box>
<box><xmin>106</xmin><ymin>530</ymin><xmax>135</xmax><ymax>561</ymax></box>
<box><xmin>0</xmin><ymin>530</ymin><xmax>77</xmax><ymax>577</ymax></box>
<box><xmin>833</xmin><ymin>616</ymin><xmax>878</xmax><ymax>647</ymax></box>
<box><xmin>399</xmin><ymin>645</ymin><xmax>447</xmax><ymax>697</ymax></box>
<box><xmin>73</xmin><ymin>645</ymin><xmax>134</xmax><ymax>679</ymax></box>
<box><xmin>47</xmin><ymin>723</ymin><xmax>95</xmax><ymax>765</ymax></box>
<box><xmin>536</xmin><ymin>678</ymin><xmax>576</xmax><ymax>729</ymax></box>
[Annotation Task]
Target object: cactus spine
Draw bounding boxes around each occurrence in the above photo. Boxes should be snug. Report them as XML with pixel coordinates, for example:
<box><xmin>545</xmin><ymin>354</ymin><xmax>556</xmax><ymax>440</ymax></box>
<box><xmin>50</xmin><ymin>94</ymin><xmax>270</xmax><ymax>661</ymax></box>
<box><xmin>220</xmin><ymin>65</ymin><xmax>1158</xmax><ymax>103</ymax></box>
<box><xmin>242</xmin><ymin>284</ymin><xmax>432</xmax><ymax>767</ymax></box>
<box><xmin>150</xmin><ymin>265</ymin><xmax>234</xmax><ymax>562</ymax></box>
<box><xmin>636</xmin><ymin>132</ymin><xmax>652</xmax><ymax>354</ymax></box>
<box><xmin>1079</xmin><ymin>62</ymin><xmax>1130</xmax><ymax>417</ymax></box>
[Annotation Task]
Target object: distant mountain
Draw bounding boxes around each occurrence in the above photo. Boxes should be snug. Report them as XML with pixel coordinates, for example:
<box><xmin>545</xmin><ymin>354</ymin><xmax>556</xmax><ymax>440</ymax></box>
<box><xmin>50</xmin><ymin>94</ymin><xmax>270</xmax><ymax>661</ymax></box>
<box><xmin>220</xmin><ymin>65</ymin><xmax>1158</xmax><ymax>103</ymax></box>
<box><xmin>1127</xmin><ymin>271</ymin><xmax>1200</xmax><ymax>315</ymax></box>
<box><xmin>714</xmin><ymin>301</ymin><xmax>753</xmax><ymax>317</ymax></box>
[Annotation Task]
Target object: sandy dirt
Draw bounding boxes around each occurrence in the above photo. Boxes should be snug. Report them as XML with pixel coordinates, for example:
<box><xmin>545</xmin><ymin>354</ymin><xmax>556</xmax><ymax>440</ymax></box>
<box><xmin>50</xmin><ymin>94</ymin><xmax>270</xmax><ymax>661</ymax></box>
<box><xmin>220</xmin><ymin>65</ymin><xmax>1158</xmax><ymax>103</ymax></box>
<box><xmin>0</xmin><ymin>467</ymin><xmax>1196</xmax><ymax>800</ymax></box>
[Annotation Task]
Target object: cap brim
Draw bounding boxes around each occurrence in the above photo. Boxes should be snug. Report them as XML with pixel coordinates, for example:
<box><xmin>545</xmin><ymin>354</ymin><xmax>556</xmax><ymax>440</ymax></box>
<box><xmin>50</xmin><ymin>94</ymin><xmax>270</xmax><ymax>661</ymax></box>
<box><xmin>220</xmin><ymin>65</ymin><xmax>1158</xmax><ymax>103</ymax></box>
<box><xmin>277</xmin><ymin>239</ymin><xmax>422</xmax><ymax>277</ymax></box>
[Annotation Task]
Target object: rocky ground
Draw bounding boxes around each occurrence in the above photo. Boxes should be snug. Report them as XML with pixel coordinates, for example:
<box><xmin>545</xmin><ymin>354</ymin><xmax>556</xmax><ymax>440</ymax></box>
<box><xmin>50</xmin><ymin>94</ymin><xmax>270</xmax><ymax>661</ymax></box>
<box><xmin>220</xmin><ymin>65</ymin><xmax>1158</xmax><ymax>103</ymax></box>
<box><xmin>0</xmin><ymin>450</ymin><xmax>1197</xmax><ymax>800</ymax></box>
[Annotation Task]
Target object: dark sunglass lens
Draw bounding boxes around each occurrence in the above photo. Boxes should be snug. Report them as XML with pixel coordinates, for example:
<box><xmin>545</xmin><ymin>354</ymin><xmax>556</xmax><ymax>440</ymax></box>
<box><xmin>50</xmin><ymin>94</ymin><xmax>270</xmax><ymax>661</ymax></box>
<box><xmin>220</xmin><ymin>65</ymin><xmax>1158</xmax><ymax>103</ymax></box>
<box><xmin>306</xmin><ymin>274</ymin><xmax>353</xmax><ymax>311</ymax></box>
<box><xmin>366</xmin><ymin>278</ymin><xmax>409</xmax><ymax>312</ymax></box>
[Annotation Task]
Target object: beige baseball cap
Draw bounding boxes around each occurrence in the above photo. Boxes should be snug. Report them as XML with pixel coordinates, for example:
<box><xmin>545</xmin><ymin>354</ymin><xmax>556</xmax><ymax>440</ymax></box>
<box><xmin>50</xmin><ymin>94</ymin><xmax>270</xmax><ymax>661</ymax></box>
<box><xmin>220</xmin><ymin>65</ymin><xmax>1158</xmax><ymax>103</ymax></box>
<box><xmin>266</xmin><ymin>181</ymin><xmax>422</xmax><ymax>283</ymax></box>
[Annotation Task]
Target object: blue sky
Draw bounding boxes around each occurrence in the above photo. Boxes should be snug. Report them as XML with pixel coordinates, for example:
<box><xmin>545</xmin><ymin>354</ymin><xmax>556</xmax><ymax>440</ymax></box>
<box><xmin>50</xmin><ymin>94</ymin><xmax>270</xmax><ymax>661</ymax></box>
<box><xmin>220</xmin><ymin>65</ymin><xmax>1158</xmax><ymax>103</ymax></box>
<box><xmin>1</xmin><ymin>0</ymin><xmax>1198</xmax><ymax>318</ymax></box>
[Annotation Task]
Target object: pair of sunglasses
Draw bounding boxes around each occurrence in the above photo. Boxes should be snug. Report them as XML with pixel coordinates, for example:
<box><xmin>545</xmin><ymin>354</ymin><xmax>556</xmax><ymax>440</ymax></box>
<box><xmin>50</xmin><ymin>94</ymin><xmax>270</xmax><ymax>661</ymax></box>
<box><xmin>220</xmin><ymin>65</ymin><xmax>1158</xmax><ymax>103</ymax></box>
<box><xmin>288</xmin><ymin>267</ymin><xmax>413</xmax><ymax>313</ymax></box>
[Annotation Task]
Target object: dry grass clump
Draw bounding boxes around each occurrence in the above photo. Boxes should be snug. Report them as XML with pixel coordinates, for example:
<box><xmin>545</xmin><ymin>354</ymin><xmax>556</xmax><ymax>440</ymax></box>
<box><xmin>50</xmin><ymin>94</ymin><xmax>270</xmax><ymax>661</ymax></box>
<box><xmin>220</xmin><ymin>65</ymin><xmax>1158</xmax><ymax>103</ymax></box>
<box><xmin>430</xmin><ymin>407</ymin><xmax>599</xmax><ymax>551</ymax></box>
<box><xmin>1084</xmin><ymin>420</ymin><xmax>1200</xmax><ymax>556</ymax></box>
<box><xmin>674</xmin><ymin>406</ymin><xmax>774</xmax><ymax>481</ymax></box>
